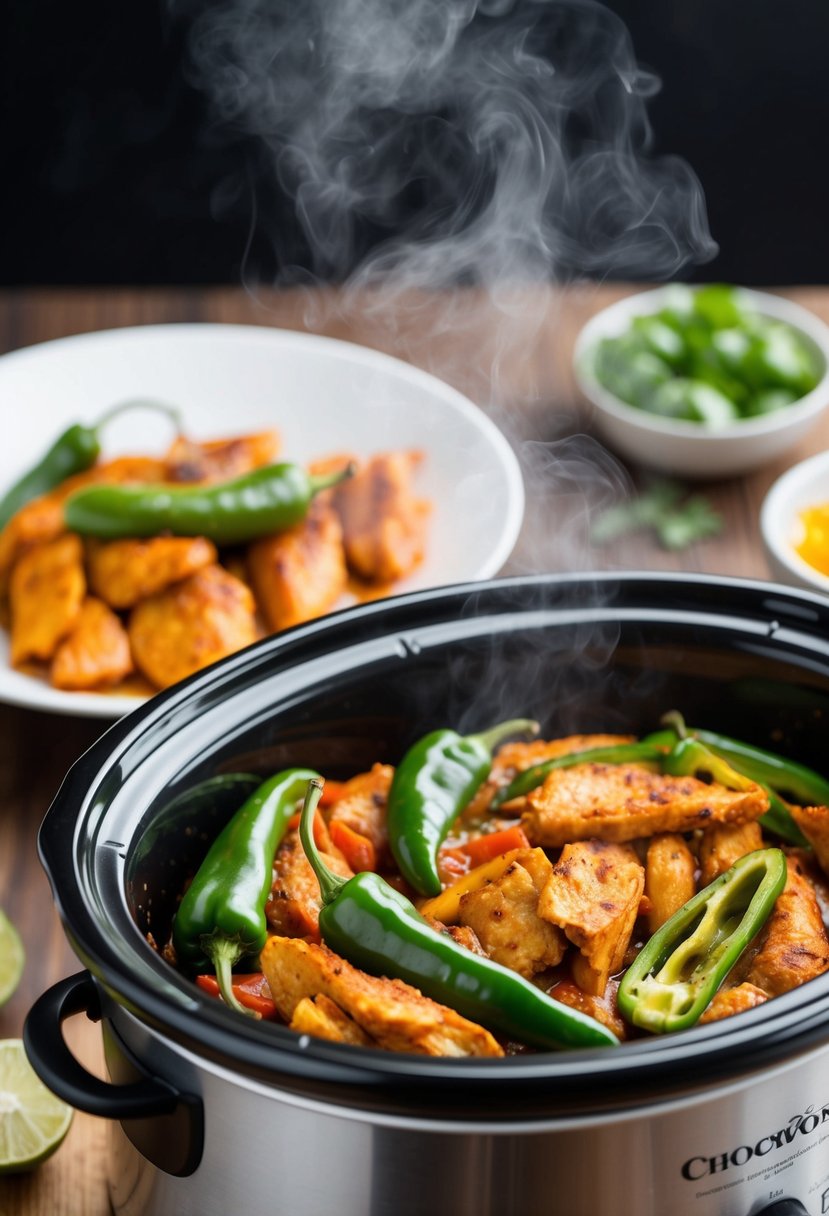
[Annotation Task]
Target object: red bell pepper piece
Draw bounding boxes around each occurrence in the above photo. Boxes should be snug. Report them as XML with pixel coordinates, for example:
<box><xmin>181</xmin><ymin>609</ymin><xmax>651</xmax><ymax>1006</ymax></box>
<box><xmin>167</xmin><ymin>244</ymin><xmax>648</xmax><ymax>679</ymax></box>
<box><xmin>461</xmin><ymin>826</ymin><xmax>531</xmax><ymax>867</ymax></box>
<box><xmin>196</xmin><ymin>972</ymin><xmax>277</xmax><ymax>1019</ymax></box>
<box><xmin>329</xmin><ymin>820</ymin><xmax>377</xmax><ymax>873</ymax></box>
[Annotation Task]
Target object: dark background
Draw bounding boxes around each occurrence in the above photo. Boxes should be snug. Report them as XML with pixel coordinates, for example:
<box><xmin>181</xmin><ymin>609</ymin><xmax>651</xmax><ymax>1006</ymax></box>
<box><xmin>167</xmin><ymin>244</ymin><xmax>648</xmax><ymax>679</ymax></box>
<box><xmin>4</xmin><ymin>1</ymin><xmax>828</xmax><ymax>286</ymax></box>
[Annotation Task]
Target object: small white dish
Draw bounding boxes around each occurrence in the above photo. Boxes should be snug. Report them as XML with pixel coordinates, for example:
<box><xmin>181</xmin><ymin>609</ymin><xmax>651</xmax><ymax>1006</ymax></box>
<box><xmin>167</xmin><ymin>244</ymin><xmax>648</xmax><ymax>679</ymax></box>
<box><xmin>760</xmin><ymin>449</ymin><xmax>829</xmax><ymax>595</ymax></box>
<box><xmin>574</xmin><ymin>287</ymin><xmax>829</xmax><ymax>478</ymax></box>
<box><xmin>0</xmin><ymin>323</ymin><xmax>525</xmax><ymax>717</ymax></box>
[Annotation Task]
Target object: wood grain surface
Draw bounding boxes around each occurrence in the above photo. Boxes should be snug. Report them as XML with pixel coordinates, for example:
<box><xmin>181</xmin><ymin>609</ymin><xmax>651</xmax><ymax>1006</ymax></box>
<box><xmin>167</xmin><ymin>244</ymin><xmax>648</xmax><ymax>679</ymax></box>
<box><xmin>0</xmin><ymin>285</ymin><xmax>827</xmax><ymax>1216</ymax></box>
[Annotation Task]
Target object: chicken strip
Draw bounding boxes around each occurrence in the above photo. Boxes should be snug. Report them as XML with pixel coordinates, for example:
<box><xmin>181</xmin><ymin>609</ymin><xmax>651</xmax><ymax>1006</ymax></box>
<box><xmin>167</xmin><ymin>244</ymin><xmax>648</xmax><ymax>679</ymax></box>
<box><xmin>331</xmin><ymin>452</ymin><xmax>428</xmax><ymax>583</ymax></box>
<box><xmin>289</xmin><ymin>993</ymin><xmax>376</xmax><ymax>1047</ymax></box>
<box><xmin>698</xmin><ymin>983</ymin><xmax>768</xmax><ymax>1025</ymax></box>
<box><xmin>523</xmin><ymin>763</ymin><xmax>768</xmax><ymax>847</ymax></box>
<box><xmin>87</xmin><ymin>535</ymin><xmax>217</xmax><ymax>609</ymax></box>
<box><xmin>0</xmin><ymin>456</ymin><xmax>166</xmax><ymax>596</ymax></box>
<box><xmin>328</xmin><ymin>763</ymin><xmax>394</xmax><ymax>866</ymax></box>
<box><xmin>458</xmin><ymin>848</ymin><xmax>566</xmax><ymax>978</ymax></box>
<box><xmin>247</xmin><ymin>500</ymin><xmax>347</xmax><ymax>632</ymax></box>
<box><xmin>645</xmin><ymin>833</ymin><xmax>697</xmax><ymax>934</ymax></box>
<box><xmin>538</xmin><ymin>840</ymin><xmax>645</xmax><ymax>996</ymax></box>
<box><xmin>128</xmin><ymin>564</ymin><xmax>257</xmax><ymax>689</ymax></box>
<box><xmin>466</xmin><ymin>734</ymin><xmax>639</xmax><ymax>818</ymax></box>
<box><xmin>51</xmin><ymin>596</ymin><xmax>134</xmax><ymax>690</ymax></box>
<box><xmin>548</xmin><ymin>979</ymin><xmax>628</xmax><ymax>1041</ymax></box>
<box><xmin>698</xmin><ymin>821</ymin><xmax>764</xmax><ymax>886</ymax></box>
<box><xmin>262</xmin><ymin>935</ymin><xmax>503</xmax><ymax>1057</ymax></box>
<box><xmin>9</xmin><ymin>533</ymin><xmax>86</xmax><ymax>664</ymax></box>
<box><xmin>789</xmin><ymin>805</ymin><xmax>829</xmax><ymax>878</ymax></box>
<box><xmin>746</xmin><ymin>852</ymin><xmax>829</xmax><ymax>996</ymax></box>
<box><xmin>266</xmin><ymin>829</ymin><xmax>353</xmax><ymax>942</ymax></box>
<box><xmin>165</xmin><ymin>431</ymin><xmax>279</xmax><ymax>483</ymax></box>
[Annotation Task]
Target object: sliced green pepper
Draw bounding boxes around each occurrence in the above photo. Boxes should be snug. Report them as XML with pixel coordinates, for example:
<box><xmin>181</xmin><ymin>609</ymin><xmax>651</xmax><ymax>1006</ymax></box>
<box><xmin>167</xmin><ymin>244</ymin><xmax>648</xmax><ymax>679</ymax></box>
<box><xmin>300</xmin><ymin>780</ymin><xmax>618</xmax><ymax>1051</ymax></box>
<box><xmin>490</xmin><ymin>740</ymin><xmax>667</xmax><ymax>809</ymax></box>
<box><xmin>387</xmin><ymin>717</ymin><xmax>538</xmax><ymax>898</ymax></box>
<box><xmin>64</xmin><ymin>461</ymin><xmax>353</xmax><ymax>545</ymax></box>
<box><xmin>618</xmin><ymin>848</ymin><xmax>787</xmax><ymax>1034</ymax></box>
<box><xmin>173</xmin><ymin>768</ymin><xmax>319</xmax><ymax>1017</ymax></box>
<box><xmin>0</xmin><ymin>399</ymin><xmax>181</xmax><ymax>531</ymax></box>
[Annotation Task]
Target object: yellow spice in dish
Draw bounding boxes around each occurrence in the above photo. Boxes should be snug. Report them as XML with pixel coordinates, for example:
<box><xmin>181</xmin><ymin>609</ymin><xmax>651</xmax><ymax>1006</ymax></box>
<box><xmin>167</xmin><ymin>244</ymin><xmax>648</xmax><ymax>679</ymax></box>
<box><xmin>796</xmin><ymin>504</ymin><xmax>829</xmax><ymax>576</ymax></box>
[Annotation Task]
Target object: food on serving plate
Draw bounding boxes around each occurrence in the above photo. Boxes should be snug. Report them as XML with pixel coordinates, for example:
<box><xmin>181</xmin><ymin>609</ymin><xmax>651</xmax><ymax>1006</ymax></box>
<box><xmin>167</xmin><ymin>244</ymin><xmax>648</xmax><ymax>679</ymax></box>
<box><xmin>167</xmin><ymin>712</ymin><xmax>829</xmax><ymax>1056</ymax></box>
<box><xmin>795</xmin><ymin>501</ymin><xmax>829</xmax><ymax>576</ymax></box>
<box><xmin>0</xmin><ymin>414</ymin><xmax>429</xmax><ymax>694</ymax></box>
<box><xmin>0</xmin><ymin>399</ymin><xmax>180</xmax><ymax>531</ymax></box>
<box><xmin>590</xmin><ymin>284</ymin><xmax>823</xmax><ymax>426</ymax></box>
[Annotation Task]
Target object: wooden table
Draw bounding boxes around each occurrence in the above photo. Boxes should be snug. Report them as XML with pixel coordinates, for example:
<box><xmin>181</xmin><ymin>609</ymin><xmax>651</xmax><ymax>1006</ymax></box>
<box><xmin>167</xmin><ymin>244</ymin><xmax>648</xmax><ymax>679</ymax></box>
<box><xmin>1</xmin><ymin>284</ymin><xmax>827</xmax><ymax>1215</ymax></box>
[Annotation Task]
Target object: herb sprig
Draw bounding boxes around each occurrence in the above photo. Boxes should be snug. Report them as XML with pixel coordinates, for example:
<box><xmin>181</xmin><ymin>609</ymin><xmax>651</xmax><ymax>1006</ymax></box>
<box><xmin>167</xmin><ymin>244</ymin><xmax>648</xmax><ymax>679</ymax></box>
<box><xmin>591</xmin><ymin>480</ymin><xmax>723</xmax><ymax>552</ymax></box>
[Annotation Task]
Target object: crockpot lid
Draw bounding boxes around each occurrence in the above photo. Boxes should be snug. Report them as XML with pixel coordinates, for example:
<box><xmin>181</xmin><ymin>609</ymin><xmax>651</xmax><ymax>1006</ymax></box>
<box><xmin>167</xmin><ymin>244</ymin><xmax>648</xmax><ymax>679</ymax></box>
<box><xmin>40</xmin><ymin>573</ymin><xmax>829</xmax><ymax>1113</ymax></box>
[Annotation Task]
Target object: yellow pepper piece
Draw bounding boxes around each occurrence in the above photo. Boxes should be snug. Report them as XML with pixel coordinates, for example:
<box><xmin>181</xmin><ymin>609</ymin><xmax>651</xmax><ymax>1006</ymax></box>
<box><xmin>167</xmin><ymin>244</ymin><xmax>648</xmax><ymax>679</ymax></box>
<box><xmin>418</xmin><ymin>849</ymin><xmax>524</xmax><ymax>924</ymax></box>
<box><xmin>796</xmin><ymin>504</ymin><xmax>829</xmax><ymax>577</ymax></box>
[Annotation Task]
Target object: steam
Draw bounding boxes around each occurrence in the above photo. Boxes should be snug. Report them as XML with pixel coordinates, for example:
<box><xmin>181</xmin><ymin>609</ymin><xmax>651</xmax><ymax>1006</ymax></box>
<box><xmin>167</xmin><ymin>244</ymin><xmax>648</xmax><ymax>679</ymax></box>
<box><xmin>175</xmin><ymin>0</ymin><xmax>716</xmax><ymax>577</ymax></box>
<box><xmin>181</xmin><ymin>0</ymin><xmax>715</xmax><ymax>291</ymax></box>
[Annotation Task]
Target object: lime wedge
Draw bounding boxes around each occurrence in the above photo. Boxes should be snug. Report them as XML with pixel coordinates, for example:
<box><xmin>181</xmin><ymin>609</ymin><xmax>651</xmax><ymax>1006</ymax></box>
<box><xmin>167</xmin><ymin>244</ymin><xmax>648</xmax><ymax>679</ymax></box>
<box><xmin>0</xmin><ymin>910</ymin><xmax>25</xmax><ymax>1006</ymax></box>
<box><xmin>0</xmin><ymin>1040</ymin><xmax>73</xmax><ymax>1173</ymax></box>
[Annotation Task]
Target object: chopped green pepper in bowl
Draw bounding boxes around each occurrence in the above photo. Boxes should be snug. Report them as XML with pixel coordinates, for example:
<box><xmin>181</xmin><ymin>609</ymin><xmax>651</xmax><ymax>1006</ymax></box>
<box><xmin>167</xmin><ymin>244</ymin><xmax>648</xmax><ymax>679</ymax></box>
<box><xmin>574</xmin><ymin>285</ymin><xmax>829</xmax><ymax>477</ymax></box>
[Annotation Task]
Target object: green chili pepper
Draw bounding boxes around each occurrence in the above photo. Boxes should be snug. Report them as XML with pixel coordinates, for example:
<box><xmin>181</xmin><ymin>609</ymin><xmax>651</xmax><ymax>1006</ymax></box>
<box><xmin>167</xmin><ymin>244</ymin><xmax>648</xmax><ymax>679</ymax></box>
<box><xmin>491</xmin><ymin>740</ymin><xmax>667</xmax><ymax>809</ymax></box>
<box><xmin>300</xmin><ymin>779</ymin><xmax>618</xmax><ymax>1050</ymax></box>
<box><xmin>387</xmin><ymin>718</ymin><xmax>539</xmax><ymax>898</ymax></box>
<box><xmin>63</xmin><ymin>460</ymin><xmax>355</xmax><ymax>545</ymax></box>
<box><xmin>173</xmin><ymin>768</ymin><xmax>319</xmax><ymax>1017</ymax></box>
<box><xmin>649</xmin><ymin>713</ymin><xmax>813</xmax><ymax>847</ymax></box>
<box><xmin>0</xmin><ymin>398</ymin><xmax>181</xmax><ymax>531</ymax></box>
<box><xmin>617</xmin><ymin>848</ymin><xmax>786</xmax><ymax>1034</ymax></box>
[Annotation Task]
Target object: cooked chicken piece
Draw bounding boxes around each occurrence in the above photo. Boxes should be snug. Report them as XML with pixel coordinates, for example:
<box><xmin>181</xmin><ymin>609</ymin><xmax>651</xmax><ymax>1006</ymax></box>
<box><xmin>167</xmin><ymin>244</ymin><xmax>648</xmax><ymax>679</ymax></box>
<box><xmin>266</xmin><ymin>830</ymin><xmax>353</xmax><ymax>942</ymax></box>
<box><xmin>699</xmin><ymin>983</ymin><xmax>768</xmax><ymax>1024</ymax></box>
<box><xmin>538</xmin><ymin>840</ymin><xmax>645</xmax><ymax>996</ymax></box>
<box><xmin>128</xmin><ymin>564</ymin><xmax>257</xmax><ymax>689</ymax></box>
<box><xmin>261</xmin><ymin>936</ymin><xmax>503</xmax><ymax>1057</ymax></box>
<box><xmin>51</xmin><ymin>596</ymin><xmax>134</xmax><ymax>690</ymax></box>
<box><xmin>466</xmin><ymin>734</ymin><xmax>639</xmax><ymax>818</ymax></box>
<box><xmin>444</xmin><ymin>923</ymin><xmax>487</xmax><ymax>956</ymax></box>
<box><xmin>548</xmin><ymin>978</ymin><xmax>628</xmax><ymax>1040</ymax></box>
<box><xmin>87</xmin><ymin>536</ymin><xmax>217</xmax><ymax>609</ymax></box>
<box><xmin>789</xmin><ymin>805</ymin><xmax>829</xmax><ymax>878</ymax></box>
<box><xmin>746</xmin><ymin>852</ymin><xmax>829</xmax><ymax>996</ymax></box>
<box><xmin>0</xmin><ymin>456</ymin><xmax>167</xmax><ymax>596</ymax></box>
<box><xmin>328</xmin><ymin>763</ymin><xmax>394</xmax><ymax>866</ymax></box>
<box><xmin>331</xmin><ymin>452</ymin><xmax>428</xmax><ymax>583</ymax></box>
<box><xmin>458</xmin><ymin>847</ymin><xmax>565</xmax><ymax>978</ymax></box>
<box><xmin>9</xmin><ymin>534</ymin><xmax>86</xmax><ymax>664</ymax></box>
<box><xmin>523</xmin><ymin>764</ymin><xmax>769</xmax><ymax>847</ymax></box>
<box><xmin>495</xmin><ymin>734</ymin><xmax>638</xmax><ymax>777</ymax></box>
<box><xmin>164</xmin><ymin>431</ymin><xmax>280</xmax><ymax>483</ymax></box>
<box><xmin>289</xmin><ymin>993</ymin><xmax>377</xmax><ymax>1047</ymax></box>
<box><xmin>645</xmin><ymin>833</ymin><xmax>697</xmax><ymax>933</ymax></box>
<box><xmin>247</xmin><ymin>500</ymin><xmax>347</xmax><ymax>632</ymax></box>
<box><xmin>698</xmin><ymin>821</ymin><xmax>764</xmax><ymax>886</ymax></box>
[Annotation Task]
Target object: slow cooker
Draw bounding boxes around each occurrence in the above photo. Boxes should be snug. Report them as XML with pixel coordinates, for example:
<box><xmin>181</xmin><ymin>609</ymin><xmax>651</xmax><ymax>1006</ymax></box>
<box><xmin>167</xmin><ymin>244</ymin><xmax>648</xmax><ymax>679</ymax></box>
<box><xmin>24</xmin><ymin>574</ymin><xmax>829</xmax><ymax>1216</ymax></box>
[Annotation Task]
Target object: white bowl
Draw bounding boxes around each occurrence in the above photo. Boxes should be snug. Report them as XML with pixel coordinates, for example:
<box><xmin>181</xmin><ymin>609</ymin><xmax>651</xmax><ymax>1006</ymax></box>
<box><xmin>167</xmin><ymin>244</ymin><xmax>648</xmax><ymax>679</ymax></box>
<box><xmin>573</xmin><ymin>287</ymin><xmax>829</xmax><ymax>478</ymax></box>
<box><xmin>760</xmin><ymin>449</ymin><xmax>829</xmax><ymax>595</ymax></box>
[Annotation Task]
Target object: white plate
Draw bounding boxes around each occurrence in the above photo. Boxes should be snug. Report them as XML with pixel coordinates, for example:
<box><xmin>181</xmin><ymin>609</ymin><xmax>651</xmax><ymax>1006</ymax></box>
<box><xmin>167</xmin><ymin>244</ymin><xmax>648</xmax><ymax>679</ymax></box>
<box><xmin>0</xmin><ymin>323</ymin><xmax>524</xmax><ymax>717</ymax></box>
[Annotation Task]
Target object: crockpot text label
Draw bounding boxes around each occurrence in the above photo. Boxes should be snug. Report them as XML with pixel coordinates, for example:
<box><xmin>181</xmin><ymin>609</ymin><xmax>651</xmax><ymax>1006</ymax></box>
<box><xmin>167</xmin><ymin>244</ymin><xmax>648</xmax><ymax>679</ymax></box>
<box><xmin>681</xmin><ymin>1105</ymin><xmax>829</xmax><ymax>1180</ymax></box>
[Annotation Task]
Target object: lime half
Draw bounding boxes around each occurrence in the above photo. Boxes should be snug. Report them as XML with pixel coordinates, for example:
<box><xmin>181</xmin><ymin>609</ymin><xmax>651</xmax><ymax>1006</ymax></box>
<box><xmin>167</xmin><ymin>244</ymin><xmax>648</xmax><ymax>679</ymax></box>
<box><xmin>0</xmin><ymin>910</ymin><xmax>25</xmax><ymax>1007</ymax></box>
<box><xmin>0</xmin><ymin>1040</ymin><xmax>73</xmax><ymax>1173</ymax></box>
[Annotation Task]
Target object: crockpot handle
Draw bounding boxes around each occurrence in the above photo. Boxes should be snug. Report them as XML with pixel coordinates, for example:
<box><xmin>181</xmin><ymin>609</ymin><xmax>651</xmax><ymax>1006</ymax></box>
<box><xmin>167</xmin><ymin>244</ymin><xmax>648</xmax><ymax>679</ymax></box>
<box><xmin>24</xmin><ymin>971</ymin><xmax>180</xmax><ymax>1118</ymax></box>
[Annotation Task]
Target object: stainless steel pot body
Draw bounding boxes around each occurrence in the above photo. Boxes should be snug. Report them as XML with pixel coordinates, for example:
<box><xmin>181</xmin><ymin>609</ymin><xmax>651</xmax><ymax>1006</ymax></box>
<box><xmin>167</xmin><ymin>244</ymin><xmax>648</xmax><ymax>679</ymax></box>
<box><xmin>104</xmin><ymin>998</ymin><xmax>829</xmax><ymax>1216</ymax></box>
<box><xmin>25</xmin><ymin>575</ymin><xmax>829</xmax><ymax>1216</ymax></box>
